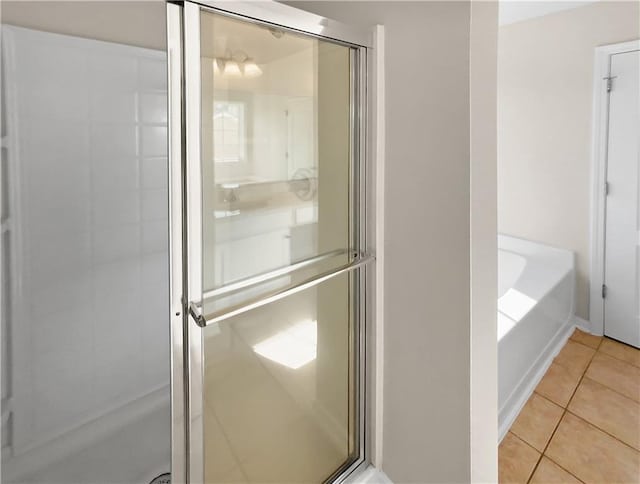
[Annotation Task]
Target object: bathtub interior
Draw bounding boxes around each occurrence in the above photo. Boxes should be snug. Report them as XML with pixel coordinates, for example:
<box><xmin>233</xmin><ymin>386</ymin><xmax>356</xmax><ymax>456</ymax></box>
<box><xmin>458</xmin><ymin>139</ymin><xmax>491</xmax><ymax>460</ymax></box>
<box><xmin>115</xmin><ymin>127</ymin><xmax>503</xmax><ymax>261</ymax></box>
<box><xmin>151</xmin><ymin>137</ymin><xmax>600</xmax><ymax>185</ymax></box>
<box><xmin>498</xmin><ymin>251</ymin><xmax>527</xmax><ymax>298</ymax></box>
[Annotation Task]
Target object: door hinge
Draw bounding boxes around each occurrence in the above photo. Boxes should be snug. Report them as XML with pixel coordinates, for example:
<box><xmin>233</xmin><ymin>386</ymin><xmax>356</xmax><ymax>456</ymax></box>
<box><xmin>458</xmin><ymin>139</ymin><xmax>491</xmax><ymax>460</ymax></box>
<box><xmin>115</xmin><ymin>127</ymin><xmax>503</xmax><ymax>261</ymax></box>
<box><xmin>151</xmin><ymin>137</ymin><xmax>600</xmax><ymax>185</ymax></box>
<box><xmin>605</xmin><ymin>181</ymin><xmax>610</xmax><ymax>196</ymax></box>
<box><xmin>602</xmin><ymin>284</ymin><xmax>607</xmax><ymax>299</ymax></box>
<box><xmin>603</xmin><ymin>75</ymin><xmax>617</xmax><ymax>93</ymax></box>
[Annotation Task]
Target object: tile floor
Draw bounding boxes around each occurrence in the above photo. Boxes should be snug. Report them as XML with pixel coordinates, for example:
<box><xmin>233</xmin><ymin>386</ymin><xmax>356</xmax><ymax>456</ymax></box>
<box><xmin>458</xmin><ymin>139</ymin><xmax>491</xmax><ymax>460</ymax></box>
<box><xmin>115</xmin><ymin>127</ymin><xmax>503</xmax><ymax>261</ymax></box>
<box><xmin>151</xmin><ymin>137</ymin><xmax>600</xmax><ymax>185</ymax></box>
<box><xmin>499</xmin><ymin>329</ymin><xmax>640</xmax><ymax>483</ymax></box>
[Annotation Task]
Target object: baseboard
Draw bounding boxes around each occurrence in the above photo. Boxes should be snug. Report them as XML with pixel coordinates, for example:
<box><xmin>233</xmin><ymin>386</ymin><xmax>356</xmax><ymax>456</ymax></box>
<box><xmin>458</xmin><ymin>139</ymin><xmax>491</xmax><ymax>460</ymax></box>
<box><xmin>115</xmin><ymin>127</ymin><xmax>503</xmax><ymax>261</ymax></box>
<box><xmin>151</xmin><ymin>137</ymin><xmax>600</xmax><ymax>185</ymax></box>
<box><xmin>3</xmin><ymin>385</ymin><xmax>170</xmax><ymax>482</ymax></box>
<box><xmin>498</xmin><ymin>319</ymin><xmax>576</xmax><ymax>442</ymax></box>
<box><xmin>574</xmin><ymin>315</ymin><xmax>599</xmax><ymax>335</ymax></box>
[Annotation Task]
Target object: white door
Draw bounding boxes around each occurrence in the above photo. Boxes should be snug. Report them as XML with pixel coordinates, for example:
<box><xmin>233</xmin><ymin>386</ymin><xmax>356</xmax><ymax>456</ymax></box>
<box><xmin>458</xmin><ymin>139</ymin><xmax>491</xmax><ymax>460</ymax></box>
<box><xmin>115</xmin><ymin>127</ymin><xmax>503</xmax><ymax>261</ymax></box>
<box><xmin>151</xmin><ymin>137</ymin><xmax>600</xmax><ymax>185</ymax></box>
<box><xmin>604</xmin><ymin>49</ymin><xmax>640</xmax><ymax>348</ymax></box>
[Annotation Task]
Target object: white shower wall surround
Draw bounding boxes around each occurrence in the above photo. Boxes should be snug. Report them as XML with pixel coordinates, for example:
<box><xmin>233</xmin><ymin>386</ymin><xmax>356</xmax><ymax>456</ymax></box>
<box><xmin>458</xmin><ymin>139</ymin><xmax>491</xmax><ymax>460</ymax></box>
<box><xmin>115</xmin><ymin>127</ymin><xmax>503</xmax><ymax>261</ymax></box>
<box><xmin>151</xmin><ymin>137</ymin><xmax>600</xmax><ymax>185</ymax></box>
<box><xmin>1</xmin><ymin>25</ymin><xmax>170</xmax><ymax>481</ymax></box>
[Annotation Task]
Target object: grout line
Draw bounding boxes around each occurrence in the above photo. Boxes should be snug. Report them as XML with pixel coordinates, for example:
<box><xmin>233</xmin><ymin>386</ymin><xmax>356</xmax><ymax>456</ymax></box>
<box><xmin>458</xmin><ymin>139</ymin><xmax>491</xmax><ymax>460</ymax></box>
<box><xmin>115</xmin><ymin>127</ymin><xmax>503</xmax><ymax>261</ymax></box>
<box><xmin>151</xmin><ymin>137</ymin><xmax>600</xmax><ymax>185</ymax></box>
<box><xmin>506</xmin><ymin>430</ymin><xmax>545</xmax><ymax>482</ymax></box>
<box><xmin>509</xmin><ymin>333</ymin><xmax>640</xmax><ymax>484</ymax></box>
<box><xmin>564</xmin><ymin>409</ymin><xmax>640</xmax><ymax>453</ymax></box>
<box><xmin>508</xmin><ymin>430</ymin><xmax>542</xmax><ymax>454</ymax></box>
<box><xmin>525</xmin><ymin>339</ymin><xmax>600</xmax><ymax>484</ymax></box>
<box><xmin>597</xmin><ymin>347</ymin><xmax>640</xmax><ymax>370</ymax></box>
<box><xmin>586</xmin><ymin>353</ymin><xmax>640</xmax><ymax>403</ymax></box>
<box><xmin>542</xmin><ymin>455</ymin><xmax>586</xmax><ymax>483</ymax></box>
<box><xmin>530</xmin><ymin>390</ymin><xmax>564</xmax><ymax>410</ymax></box>
<box><xmin>579</xmin><ymin>374</ymin><xmax>640</xmax><ymax>406</ymax></box>
<box><xmin>551</xmin><ymin>338</ymin><xmax>640</xmax><ymax>471</ymax></box>
<box><xmin>569</xmin><ymin>333</ymin><xmax>603</xmax><ymax>352</ymax></box>
<box><xmin>551</xmin><ymin>341</ymin><xmax>598</xmax><ymax>377</ymax></box>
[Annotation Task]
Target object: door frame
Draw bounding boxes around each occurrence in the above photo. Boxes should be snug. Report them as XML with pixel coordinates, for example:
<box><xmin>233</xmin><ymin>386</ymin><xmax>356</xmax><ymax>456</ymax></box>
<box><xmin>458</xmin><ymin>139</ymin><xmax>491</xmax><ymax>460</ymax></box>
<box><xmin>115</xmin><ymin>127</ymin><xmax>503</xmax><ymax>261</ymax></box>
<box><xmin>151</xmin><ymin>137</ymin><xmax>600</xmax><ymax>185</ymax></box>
<box><xmin>589</xmin><ymin>39</ymin><xmax>640</xmax><ymax>335</ymax></box>
<box><xmin>167</xmin><ymin>2</ymin><xmax>384</xmax><ymax>483</ymax></box>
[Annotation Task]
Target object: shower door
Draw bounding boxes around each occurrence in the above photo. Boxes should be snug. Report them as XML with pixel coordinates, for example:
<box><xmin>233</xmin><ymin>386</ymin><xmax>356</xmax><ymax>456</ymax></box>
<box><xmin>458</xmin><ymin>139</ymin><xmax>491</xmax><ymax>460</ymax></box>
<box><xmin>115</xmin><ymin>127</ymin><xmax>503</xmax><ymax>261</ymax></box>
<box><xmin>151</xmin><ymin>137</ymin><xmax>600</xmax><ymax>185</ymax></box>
<box><xmin>167</xmin><ymin>2</ymin><xmax>373</xmax><ymax>483</ymax></box>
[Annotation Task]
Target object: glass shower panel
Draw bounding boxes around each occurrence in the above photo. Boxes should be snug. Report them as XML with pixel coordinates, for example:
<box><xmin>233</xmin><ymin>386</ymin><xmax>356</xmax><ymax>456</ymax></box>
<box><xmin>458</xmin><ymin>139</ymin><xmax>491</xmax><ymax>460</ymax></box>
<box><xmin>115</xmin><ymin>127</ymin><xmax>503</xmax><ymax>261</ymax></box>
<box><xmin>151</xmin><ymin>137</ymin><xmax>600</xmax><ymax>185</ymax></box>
<box><xmin>193</xmin><ymin>7</ymin><xmax>361</xmax><ymax>483</ymax></box>
<box><xmin>203</xmin><ymin>270</ymin><xmax>358</xmax><ymax>483</ymax></box>
<box><xmin>199</xmin><ymin>10</ymin><xmax>353</xmax><ymax>307</ymax></box>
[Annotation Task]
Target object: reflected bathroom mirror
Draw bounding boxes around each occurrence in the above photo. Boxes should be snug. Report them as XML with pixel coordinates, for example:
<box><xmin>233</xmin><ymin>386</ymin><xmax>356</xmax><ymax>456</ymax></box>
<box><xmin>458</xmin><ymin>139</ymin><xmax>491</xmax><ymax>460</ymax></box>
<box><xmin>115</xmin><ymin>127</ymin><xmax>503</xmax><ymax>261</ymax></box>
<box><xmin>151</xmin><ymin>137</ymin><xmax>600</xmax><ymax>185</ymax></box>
<box><xmin>199</xmin><ymin>12</ymin><xmax>353</xmax><ymax>302</ymax></box>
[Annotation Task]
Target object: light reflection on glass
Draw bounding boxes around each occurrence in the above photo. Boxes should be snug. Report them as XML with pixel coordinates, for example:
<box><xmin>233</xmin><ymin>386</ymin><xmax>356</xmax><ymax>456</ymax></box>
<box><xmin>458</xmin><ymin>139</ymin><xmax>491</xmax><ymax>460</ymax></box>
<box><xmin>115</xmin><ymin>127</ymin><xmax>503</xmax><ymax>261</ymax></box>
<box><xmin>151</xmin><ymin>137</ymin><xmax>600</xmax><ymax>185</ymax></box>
<box><xmin>253</xmin><ymin>319</ymin><xmax>317</xmax><ymax>369</ymax></box>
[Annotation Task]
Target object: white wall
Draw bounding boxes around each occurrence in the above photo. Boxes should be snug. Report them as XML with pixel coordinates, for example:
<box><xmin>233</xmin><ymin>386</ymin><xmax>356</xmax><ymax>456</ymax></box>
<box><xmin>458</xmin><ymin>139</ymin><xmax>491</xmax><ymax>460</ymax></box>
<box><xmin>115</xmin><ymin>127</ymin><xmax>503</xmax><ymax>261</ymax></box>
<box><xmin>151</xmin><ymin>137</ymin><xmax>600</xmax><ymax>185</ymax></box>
<box><xmin>470</xmin><ymin>0</ymin><xmax>498</xmax><ymax>481</ymax></box>
<box><xmin>498</xmin><ymin>1</ymin><xmax>598</xmax><ymax>26</ymax></box>
<box><xmin>498</xmin><ymin>1</ymin><xmax>640</xmax><ymax>320</ymax></box>
<box><xmin>0</xmin><ymin>1</ymin><xmax>166</xmax><ymax>50</ymax></box>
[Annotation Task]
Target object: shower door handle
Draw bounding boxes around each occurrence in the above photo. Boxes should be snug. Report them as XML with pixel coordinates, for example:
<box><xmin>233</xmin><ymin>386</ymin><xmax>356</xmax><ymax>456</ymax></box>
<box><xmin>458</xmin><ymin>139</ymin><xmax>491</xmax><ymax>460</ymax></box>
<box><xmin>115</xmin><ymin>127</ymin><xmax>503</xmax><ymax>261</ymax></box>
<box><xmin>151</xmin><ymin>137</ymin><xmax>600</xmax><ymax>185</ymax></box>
<box><xmin>187</xmin><ymin>254</ymin><xmax>374</xmax><ymax>329</ymax></box>
<box><xmin>188</xmin><ymin>302</ymin><xmax>206</xmax><ymax>327</ymax></box>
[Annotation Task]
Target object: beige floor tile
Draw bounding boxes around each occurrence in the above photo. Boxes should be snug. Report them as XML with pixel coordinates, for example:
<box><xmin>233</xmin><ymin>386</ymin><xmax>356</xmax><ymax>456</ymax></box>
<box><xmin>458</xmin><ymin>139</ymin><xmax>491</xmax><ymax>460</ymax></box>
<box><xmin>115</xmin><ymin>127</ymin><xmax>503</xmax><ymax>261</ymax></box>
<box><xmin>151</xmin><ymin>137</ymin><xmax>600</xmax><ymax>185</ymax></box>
<box><xmin>535</xmin><ymin>363</ymin><xmax>582</xmax><ymax>407</ymax></box>
<box><xmin>546</xmin><ymin>413</ymin><xmax>640</xmax><ymax>483</ymax></box>
<box><xmin>599</xmin><ymin>338</ymin><xmax>640</xmax><ymax>368</ymax></box>
<box><xmin>510</xmin><ymin>393</ymin><xmax>563</xmax><ymax>452</ymax></box>
<box><xmin>498</xmin><ymin>432</ymin><xmax>540</xmax><ymax>483</ymax></box>
<box><xmin>529</xmin><ymin>457</ymin><xmax>581</xmax><ymax>483</ymax></box>
<box><xmin>570</xmin><ymin>329</ymin><xmax>602</xmax><ymax>350</ymax></box>
<box><xmin>568</xmin><ymin>377</ymin><xmax>640</xmax><ymax>450</ymax></box>
<box><xmin>585</xmin><ymin>352</ymin><xmax>640</xmax><ymax>402</ymax></box>
<box><xmin>554</xmin><ymin>340</ymin><xmax>596</xmax><ymax>376</ymax></box>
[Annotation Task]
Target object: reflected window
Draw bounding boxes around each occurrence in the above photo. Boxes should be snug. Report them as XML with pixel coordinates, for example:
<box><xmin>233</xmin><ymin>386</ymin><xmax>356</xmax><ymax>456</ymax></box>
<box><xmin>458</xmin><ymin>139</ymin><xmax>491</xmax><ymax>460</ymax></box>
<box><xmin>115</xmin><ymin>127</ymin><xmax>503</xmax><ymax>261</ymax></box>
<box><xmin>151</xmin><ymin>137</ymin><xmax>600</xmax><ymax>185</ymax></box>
<box><xmin>213</xmin><ymin>101</ymin><xmax>246</xmax><ymax>162</ymax></box>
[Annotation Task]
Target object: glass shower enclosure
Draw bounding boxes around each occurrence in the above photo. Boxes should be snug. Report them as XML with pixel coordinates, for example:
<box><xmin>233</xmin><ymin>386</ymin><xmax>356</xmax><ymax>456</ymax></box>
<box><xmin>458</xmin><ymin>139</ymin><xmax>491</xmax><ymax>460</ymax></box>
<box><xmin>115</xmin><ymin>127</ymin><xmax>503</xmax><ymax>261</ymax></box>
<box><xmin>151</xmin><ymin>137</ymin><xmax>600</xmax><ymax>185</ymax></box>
<box><xmin>0</xmin><ymin>1</ymin><xmax>373</xmax><ymax>482</ymax></box>
<box><xmin>168</xmin><ymin>2</ymin><xmax>374</xmax><ymax>483</ymax></box>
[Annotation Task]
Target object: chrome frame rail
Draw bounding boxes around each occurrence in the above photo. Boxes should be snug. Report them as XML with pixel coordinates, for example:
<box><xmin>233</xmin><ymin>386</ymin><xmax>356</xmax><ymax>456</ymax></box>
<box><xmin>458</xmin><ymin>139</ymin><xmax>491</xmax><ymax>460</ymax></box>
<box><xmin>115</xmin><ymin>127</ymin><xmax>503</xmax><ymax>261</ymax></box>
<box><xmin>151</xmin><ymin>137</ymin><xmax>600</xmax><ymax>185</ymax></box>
<box><xmin>188</xmin><ymin>0</ymin><xmax>372</xmax><ymax>48</ymax></box>
<box><xmin>202</xmin><ymin>248</ymin><xmax>350</xmax><ymax>299</ymax></box>
<box><xmin>183</xmin><ymin>2</ymin><xmax>204</xmax><ymax>483</ymax></box>
<box><xmin>194</xmin><ymin>255</ymin><xmax>374</xmax><ymax>327</ymax></box>
<box><xmin>167</xmin><ymin>3</ymin><xmax>187</xmax><ymax>483</ymax></box>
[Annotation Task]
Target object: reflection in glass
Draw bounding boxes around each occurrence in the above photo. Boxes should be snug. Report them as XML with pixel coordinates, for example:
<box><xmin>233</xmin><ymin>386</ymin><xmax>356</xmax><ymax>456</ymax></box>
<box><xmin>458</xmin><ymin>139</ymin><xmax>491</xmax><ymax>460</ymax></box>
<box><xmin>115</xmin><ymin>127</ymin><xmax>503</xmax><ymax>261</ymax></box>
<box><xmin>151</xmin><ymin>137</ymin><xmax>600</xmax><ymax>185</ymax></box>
<box><xmin>200</xmin><ymin>11</ymin><xmax>353</xmax><ymax>299</ymax></box>
<box><xmin>198</xmin><ymin>9</ymin><xmax>358</xmax><ymax>483</ymax></box>
<box><xmin>203</xmin><ymin>271</ymin><xmax>357</xmax><ymax>483</ymax></box>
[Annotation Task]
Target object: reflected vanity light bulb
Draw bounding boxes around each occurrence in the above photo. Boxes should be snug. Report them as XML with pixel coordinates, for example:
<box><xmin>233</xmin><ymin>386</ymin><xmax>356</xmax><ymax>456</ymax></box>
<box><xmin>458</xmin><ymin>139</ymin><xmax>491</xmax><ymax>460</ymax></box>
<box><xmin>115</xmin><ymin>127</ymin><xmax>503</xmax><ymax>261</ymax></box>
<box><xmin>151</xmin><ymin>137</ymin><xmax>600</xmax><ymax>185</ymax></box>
<box><xmin>243</xmin><ymin>60</ymin><xmax>262</xmax><ymax>78</ymax></box>
<box><xmin>223</xmin><ymin>60</ymin><xmax>242</xmax><ymax>77</ymax></box>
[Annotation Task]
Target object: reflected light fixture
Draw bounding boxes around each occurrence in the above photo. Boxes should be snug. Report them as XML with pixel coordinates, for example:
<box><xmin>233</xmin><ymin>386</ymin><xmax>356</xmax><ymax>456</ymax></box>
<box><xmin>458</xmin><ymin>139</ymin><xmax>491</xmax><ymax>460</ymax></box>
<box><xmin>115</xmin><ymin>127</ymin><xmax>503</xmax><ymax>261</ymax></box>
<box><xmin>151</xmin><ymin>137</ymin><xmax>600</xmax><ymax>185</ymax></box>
<box><xmin>223</xmin><ymin>60</ymin><xmax>242</xmax><ymax>77</ymax></box>
<box><xmin>243</xmin><ymin>60</ymin><xmax>262</xmax><ymax>78</ymax></box>
<box><xmin>213</xmin><ymin>50</ymin><xmax>263</xmax><ymax>78</ymax></box>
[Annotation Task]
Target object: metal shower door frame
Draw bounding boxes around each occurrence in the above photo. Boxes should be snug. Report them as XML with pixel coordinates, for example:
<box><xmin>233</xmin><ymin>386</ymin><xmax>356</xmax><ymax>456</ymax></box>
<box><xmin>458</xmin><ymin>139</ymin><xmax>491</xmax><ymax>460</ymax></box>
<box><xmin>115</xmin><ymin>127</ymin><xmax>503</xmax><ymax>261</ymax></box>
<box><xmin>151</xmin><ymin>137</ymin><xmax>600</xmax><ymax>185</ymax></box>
<box><xmin>167</xmin><ymin>2</ymin><xmax>375</xmax><ymax>483</ymax></box>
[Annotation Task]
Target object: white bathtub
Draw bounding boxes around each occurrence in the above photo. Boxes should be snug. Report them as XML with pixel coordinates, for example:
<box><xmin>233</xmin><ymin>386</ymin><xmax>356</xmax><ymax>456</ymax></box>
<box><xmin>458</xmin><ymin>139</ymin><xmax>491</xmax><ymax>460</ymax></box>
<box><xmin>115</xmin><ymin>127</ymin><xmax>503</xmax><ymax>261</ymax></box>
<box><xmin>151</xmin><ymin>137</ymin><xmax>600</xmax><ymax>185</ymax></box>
<box><xmin>498</xmin><ymin>235</ymin><xmax>575</xmax><ymax>440</ymax></box>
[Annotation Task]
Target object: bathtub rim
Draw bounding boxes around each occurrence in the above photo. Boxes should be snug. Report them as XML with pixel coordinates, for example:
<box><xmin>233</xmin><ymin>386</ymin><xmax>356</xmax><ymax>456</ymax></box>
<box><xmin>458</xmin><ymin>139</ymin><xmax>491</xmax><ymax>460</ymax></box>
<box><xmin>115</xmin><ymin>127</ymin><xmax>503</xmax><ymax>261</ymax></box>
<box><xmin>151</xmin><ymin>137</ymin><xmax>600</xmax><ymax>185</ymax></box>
<box><xmin>498</xmin><ymin>235</ymin><xmax>576</xmax><ymax>342</ymax></box>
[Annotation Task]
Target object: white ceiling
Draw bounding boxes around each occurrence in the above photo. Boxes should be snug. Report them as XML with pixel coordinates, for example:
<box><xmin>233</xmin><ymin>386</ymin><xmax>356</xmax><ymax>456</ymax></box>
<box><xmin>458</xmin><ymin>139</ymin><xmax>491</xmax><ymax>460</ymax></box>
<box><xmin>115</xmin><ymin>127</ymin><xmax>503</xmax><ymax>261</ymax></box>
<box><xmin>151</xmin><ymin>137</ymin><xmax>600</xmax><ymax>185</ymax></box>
<box><xmin>499</xmin><ymin>1</ymin><xmax>599</xmax><ymax>25</ymax></box>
